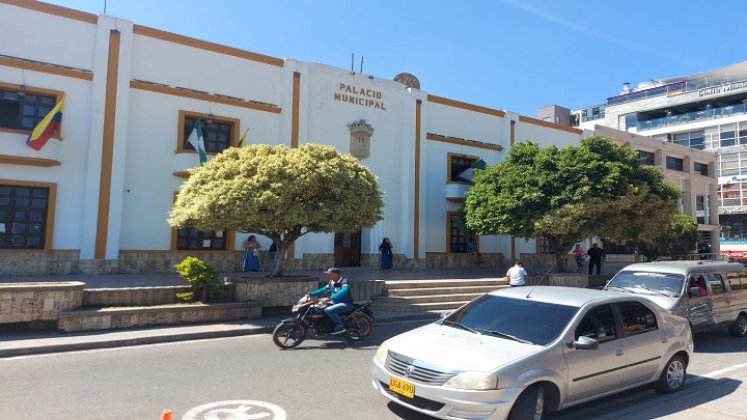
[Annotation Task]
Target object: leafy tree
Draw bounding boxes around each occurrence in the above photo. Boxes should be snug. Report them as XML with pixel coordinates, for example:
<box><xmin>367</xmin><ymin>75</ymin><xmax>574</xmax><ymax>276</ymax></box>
<box><xmin>636</xmin><ymin>214</ymin><xmax>699</xmax><ymax>261</ymax></box>
<box><xmin>464</xmin><ymin>136</ymin><xmax>681</xmax><ymax>271</ymax></box>
<box><xmin>168</xmin><ymin>144</ymin><xmax>384</xmax><ymax>277</ymax></box>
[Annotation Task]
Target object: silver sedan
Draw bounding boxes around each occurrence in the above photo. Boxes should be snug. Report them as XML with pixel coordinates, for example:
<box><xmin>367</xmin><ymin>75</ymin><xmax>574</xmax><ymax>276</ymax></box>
<box><xmin>371</xmin><ymin>286</ymin><xmax>693</xmax><ymax>420</ymax></box>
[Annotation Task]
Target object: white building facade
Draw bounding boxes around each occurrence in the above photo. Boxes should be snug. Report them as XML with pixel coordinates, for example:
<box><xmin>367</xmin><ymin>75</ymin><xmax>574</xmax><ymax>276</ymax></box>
<box><xmin>0</xmin><ymin>1</ymin><xmax>584</xmax><ymax>275</ymax></box>
<box><xmin>564</xmin><ymin>62</ymin><xmax>747</xmax><ymax>258</ymax></box>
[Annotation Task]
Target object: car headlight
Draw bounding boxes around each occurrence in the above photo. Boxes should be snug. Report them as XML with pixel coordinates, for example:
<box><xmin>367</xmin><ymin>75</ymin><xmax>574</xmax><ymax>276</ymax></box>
<box><xmin>373</xmin><ymin>341</ymin><xmax>389</xmax><ymax>365</ymax></box>
<box><xmin>443</xmin><ymin>371</ymin><xmax>498</xmax><ymax>390</ymax></box>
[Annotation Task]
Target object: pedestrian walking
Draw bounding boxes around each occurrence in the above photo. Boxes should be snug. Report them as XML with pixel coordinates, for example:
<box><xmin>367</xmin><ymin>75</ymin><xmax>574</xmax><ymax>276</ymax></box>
<box><xmin>378</xmin><ymin>237</ymin><xmax>394</xmax><ymax>269</ymax></box>
<box><xmin>587</xmin><ymin>243</ymin><xmax>606</xmax><ymax>275</ymax></box>
<box><xmin>268</xmin><ymin>241</ymin><xmax>277</xmax><ymax>271</ymax></box>
<box><xmin>572</xmin><ymin>243</ymin><xmax>587</xmax><ymax>272</ymax></box>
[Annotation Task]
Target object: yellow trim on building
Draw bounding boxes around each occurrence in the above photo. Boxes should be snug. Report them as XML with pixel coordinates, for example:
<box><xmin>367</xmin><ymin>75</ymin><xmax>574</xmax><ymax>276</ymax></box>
<box><xmin>94</xmin><ymin>30</ymin><xmax>120</xmax><ymax>260</ymax></box>
<box><xmin>291</xmin><ymin>72</ymin><xmax>301</xmax><ymax>149</ymax></box>
<box><xmin>0</xmin><ymin>0</ymin><xmax>97</xmax><ymax>24</ymax></box>
<box><xmin>0</xmin><ymin>154</ymin><xmax>61</xmax><ymax>167</ymax></box>
<box><xmin>426</xmin><ymin>133</ymin><xmax>503</xmax><ymax>152</ymax></box>
<box><xmin>130</xmin><ymin>81</ymin><xmax>281</xmax><ymax>113</ymax></box>
<box><xmin>414</xmin><ymin>99</ymin><xmax>422</xmax><ymax>258</ymax></box>
<box><xmin>0</xmin><ymin>56</ymin><xmax>93</xmax><ymax>81</ymax></box>
<box><xmin>133</xmin><ymin>24</ymin><xmax>284</xmax><ymax>67</ymax></box>
<box><xmin>427</xmin><ymin>94</ymin><xmax>505</xmax><ymax>117</ymax></box>
<box><xmin>518</xmin><ymin>115</ymin><xmax>583</xmax><ymax>135</ymax></box>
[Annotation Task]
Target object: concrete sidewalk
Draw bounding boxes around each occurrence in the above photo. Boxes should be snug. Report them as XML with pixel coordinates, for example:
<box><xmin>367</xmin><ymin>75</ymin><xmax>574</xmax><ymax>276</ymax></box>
<box><xmin>0</xmin><ymin>310</ymin><xmax>441</xmax><ymax>358</ymax></box>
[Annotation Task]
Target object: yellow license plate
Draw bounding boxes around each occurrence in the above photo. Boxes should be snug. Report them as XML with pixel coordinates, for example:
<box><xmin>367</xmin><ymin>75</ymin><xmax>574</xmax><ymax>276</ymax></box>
<box><xmin>389</xmin><ymin>377</ymin><xmax>415</xmax><ymax>399</ymax></box>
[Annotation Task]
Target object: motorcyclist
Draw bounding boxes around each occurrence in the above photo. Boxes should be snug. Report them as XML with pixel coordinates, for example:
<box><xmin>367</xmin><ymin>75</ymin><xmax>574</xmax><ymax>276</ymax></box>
<box><xmin>308</xmin><ymin>267</ymin><xmax>353</xmax><ymax>335</ymax></box>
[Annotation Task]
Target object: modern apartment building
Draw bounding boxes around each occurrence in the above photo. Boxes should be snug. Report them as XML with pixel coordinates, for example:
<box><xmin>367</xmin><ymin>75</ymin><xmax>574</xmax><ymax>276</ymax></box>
<box><xmin>549</xmin><ymin>61</ymin><xmax>747</xmax><ymax>259</ymax></box>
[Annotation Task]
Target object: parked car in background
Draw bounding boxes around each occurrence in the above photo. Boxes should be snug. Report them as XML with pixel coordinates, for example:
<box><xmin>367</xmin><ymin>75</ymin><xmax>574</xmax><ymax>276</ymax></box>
<box><xmin>605</xmin><ymin>261</ymin><xmax>747</xmax><ymax>337</ymax></box>
<box><xmin>371</xmin><ymin>286</ymin><xmax>693</xmax><ymax>420</ymax></box>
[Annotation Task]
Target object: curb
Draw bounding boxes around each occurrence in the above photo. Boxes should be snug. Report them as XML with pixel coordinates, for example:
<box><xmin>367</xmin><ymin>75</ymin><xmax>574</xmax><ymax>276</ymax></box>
<box><xmin>0</xmin><ymin>313</ymin><xmax>439</xmax><ymax>358</ymax></box>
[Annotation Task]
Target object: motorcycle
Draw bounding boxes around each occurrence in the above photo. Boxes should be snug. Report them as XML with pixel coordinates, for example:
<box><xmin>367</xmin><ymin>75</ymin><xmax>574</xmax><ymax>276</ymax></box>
<box><xmin>272</xmin><ymin>295</ymin><xmax>375</xmax><ymax>349</ymax></box>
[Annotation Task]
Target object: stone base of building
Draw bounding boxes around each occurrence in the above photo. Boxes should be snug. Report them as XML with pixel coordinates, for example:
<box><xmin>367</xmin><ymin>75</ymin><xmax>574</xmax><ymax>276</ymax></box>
<box><xmin>2</xmin><ymin>250</ymin><xmax>513</xmax><ymax>275</ymax></box>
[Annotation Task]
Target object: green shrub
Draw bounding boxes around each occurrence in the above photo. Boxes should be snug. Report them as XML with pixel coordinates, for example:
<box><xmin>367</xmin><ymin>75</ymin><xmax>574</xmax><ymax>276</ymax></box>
<box><xmin>174</xmin><ymin>257</ymin><xmax>226</xmax><ymax>303</ymax></box>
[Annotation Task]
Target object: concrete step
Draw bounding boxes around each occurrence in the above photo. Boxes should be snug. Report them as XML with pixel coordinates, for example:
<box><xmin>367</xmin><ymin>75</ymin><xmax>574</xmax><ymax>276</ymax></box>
<box><xmin>372</xmin><ymin>301</ymin><xmax>469</xmax><ymax>312</ymax></box>
<box><xmin>385</xmin><ymin>279</ymin><xmax>507</xmax><ymax>290</ymax></box>
<box><xmin>387</xmin><ymin>285</ymin><xmax>502</xmax><ymax>297</ymax></box>
<box><xmin>374</xmin><ymin>292</ymin><xmax>486</xmax><ymax>305</ymax></box>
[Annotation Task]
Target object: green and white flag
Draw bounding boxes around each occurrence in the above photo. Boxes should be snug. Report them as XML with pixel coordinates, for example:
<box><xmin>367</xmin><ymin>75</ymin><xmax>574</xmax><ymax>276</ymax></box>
<box><xmin>187</xmin><ymin>119</ymin><xmax>207</xmax><ymax>166</ymax></box>
<box><xmin>457</xmin><ymin>159</ymin><xmax>486</xmax><ymax>182</ymax></box>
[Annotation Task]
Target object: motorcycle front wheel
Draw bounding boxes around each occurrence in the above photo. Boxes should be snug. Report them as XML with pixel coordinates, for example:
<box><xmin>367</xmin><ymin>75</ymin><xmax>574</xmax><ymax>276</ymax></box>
<box><xmin>272</xmin><ymin>321</ymin><xmax>306</xmax><ymax>349</ymax></box>
<box><xmin>344</xmin><ymin>314</ymin><xmax>373</xmax><ymax>342</ymax></box>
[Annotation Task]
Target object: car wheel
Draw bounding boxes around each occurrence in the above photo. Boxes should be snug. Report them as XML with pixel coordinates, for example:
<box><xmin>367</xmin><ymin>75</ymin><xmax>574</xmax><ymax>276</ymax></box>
<box><xmin>656</xmin><ymin>355</ymin><xmax>686</xmax><ymax>394</ymax></box>
<box><xmin>729</xmin><ymin>313</ymin><xmax>747</xmax><ymax>338</ymax></box>
<box><xmin>508</xmin><ymin>384</ymin><xmax>545</xmax><ymax>420</ymax></box>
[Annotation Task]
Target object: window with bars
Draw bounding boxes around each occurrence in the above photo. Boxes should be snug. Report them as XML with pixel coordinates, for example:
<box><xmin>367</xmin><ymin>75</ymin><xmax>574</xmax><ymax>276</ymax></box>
<box><xmin>448</xmin><ymin>213</ymin><xmax>470</xmax><ymax>253</ymax></box>
<box><xmin>176</xmin><ymin>228</ymin><xmax>227</xmax><ymax>250</ymax></box>
<box><xmin>0</xmin><ymin>87</ymin><xmax>58</xmax><ymax>132</ymax></box>
<box><xmin>448</xmin><ymin>154</ymin><xmax>478</xmax><ymax>183</ymax></box>
<box><xmin>0</xmin><ymin>185</ymin><xmax>49</xmax><ymax>249</ymax></box>
<box><xmin>180</xmin><ymin>114</ymin><xmax>236</xmax><ymax>154</ymax></box>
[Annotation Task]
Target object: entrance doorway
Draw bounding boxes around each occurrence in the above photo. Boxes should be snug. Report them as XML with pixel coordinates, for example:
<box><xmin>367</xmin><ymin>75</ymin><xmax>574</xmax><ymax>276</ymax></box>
<box><xmin>334</xmin><ymin>230</ymin><xmax>361</xmax><ymax>267</ymax></box>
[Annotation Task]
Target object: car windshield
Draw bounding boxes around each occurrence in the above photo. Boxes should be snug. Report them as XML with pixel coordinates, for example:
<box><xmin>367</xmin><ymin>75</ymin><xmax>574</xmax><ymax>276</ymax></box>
<box><xmin>442</xmin><ymin>294</ymin><xmax>578</xmax><ymax>346</ymax></box>
<box><xmin>606</xmin><ymin>271</ymin><xmax>684</xmax><ymax>296</ymax></box>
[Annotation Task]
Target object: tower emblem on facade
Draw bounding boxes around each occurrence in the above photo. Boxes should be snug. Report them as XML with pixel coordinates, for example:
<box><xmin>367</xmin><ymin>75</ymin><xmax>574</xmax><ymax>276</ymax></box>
<box><xmin>347</xmin><ymin>119</ymin><xmax>374</xmax><ymax>160</ymax></box>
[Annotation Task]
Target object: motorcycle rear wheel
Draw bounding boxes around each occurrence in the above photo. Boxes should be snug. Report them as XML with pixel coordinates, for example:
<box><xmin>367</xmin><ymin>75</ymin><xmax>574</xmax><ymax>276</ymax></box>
<box><xmin>272</xmin><ymin>321</ymin><xmax>306</xmax><ymax>349</ymax></box>
<box><xmin>344</xmin><ymin>314</ymin><xmax>373</xmax><ymax>342</ymax></box>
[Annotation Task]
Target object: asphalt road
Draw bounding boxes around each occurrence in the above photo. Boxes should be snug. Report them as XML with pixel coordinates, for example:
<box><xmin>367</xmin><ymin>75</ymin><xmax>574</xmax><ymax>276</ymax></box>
<box><xmin>1</xmin><ymin>321</ymin><xmax>746</xmax><ymax>420</ymax></box>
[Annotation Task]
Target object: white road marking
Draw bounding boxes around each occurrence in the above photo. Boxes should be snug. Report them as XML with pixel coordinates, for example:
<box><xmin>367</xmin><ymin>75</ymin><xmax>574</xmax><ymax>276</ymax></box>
<box><xmin>690</xmin><ymin>361</ymin><xmax>747</xmax><ymax>383</ymax></box>
<box><xmin>182</xmin><ymin>400</ymin><xmax>286</xmax><ymax>420</ymax></box>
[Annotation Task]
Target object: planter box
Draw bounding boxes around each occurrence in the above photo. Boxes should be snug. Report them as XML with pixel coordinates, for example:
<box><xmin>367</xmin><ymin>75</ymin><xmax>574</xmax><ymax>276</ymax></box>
<box><xmin>58</xmin><ymin>301</ymin><xmax>262</xmax><ymax>332</ymax></box>
<box><xmin>83</xmin><ymin>286</ymin><xmax>191</xmax><ymax>307</ymax></box>
<box><xmin>0</xmin><ymin>281</ymin><xmax>85</xmax><ymax>325</ymax></box>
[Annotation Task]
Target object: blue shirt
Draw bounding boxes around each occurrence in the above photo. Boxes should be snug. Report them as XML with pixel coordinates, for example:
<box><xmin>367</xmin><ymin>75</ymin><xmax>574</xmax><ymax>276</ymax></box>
<box><xmin>309</xmin><ymin>277</ymin><xmax>353</xmax><ymax>305</ymax></box>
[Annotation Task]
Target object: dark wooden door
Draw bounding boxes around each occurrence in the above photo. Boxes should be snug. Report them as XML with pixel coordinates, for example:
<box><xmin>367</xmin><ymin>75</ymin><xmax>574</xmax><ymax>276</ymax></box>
<box><xmin>334</xmin><ymin>230</ymin><xmax>361</xmax><ymax>267</ymax></box>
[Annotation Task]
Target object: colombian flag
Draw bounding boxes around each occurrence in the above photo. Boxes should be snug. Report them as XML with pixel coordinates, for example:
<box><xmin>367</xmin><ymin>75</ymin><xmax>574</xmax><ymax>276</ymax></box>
<box><xmin>26</xmin><ymin>97</ymin><xmax>64</xmax><ymax>151</ymax></box>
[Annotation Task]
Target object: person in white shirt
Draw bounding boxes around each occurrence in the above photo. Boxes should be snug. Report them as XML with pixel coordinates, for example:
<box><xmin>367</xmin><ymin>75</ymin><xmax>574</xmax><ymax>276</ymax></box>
<box><xmin>506</xmin><ymin>261</ymin><xmax>528</xmax><ymax>286</ymax></box>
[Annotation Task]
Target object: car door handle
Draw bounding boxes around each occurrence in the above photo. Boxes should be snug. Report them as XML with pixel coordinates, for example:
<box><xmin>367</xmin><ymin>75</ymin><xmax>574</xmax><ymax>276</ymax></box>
<box><xmin>616</xmin><ymin>348</ymin><xmax>625</xmax><ymax>356</ymax></box>
<box><xmin>661</xmin><ymin>337</ymin><xmax>668</xmax><ymax>343</ymax></box>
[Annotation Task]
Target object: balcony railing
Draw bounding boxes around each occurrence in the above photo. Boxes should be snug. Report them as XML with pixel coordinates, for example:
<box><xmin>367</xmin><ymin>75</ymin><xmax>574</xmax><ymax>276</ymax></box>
<box><xmin>636</xmin><ymin>102</ymin><xmax>747</xmax><ymax>132</ymax></box>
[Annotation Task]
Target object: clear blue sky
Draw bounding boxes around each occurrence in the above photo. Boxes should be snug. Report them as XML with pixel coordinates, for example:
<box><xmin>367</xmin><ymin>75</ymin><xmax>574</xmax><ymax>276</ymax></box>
<box><xmin>45</xmin><ymin>0</ymin><xmax>747</xmax><ymax>116</ymax></box>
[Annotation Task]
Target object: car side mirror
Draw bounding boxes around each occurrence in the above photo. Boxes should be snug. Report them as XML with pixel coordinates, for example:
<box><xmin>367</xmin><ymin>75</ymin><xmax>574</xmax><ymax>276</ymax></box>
<box><xmin>569</xmin><ymin>335</ymin><xmax>599</xmax><ymax>350</ymax></box>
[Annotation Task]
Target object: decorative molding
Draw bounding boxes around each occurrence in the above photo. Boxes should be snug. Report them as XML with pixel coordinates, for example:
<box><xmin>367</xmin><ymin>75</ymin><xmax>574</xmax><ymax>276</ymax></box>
<box><xmin>0</xmin><ymin>56</ymin><xmax>93</xmax><ymax>81</ymax></box>
<box><xmin>427</xmin><ymin>133</ymin><xmax>503</xmax><ymax>152</ymax></box>
<box><xmin>291</xmin><ymin>72</ymin><xmax>301</xmax><ymax>149</ymax></box>
<box><xmin>427</xmin><ymin>95</ymin><xmax>505</xmax><ymax>117</ymax></box>
<box><xmin>0</xmin><ymin>154</ymin><xmax>61</xmax><ymax>167</ymax></box>
<box><xmin>0</xmin><ymin>0</ymin><xmax>97</xmax><ymax>24</ymax></box>
<box><xmin>518</xmin><ymin>115</ymin><xmax>583</xmax><ymax>135</ymax></box>
<box><xmin>347</xmin><ymin>119</ymin><xmax>374</xmax><ymax>159</ymax></box>
<box><xmin>133</xmin><ymin>25</ymin><xmax>284</xmax><ymax>67</ymax></box>
<box><xmin>130</xmin><ymin>80</ymin><xmax>281</xmax><ymax>114</ymax></box>
<box><xmin>95</xmin><ymin>30</ymin><xmax>120</xmax><ymax>260</ymax></box>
